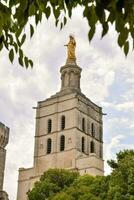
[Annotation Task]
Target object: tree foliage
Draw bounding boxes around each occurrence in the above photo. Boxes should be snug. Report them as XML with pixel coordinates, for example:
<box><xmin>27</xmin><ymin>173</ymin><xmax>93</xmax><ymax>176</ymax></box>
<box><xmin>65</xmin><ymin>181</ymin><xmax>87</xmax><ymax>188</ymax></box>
<box><xmin>27</xmin><ymin>168</ymin><xmax>79</xmax><ymax>200</ymax></box>
<box><xmin>28</xmin><ymin>150</ymin><xmax>134</xmax><ymax>200</ymax></box>
<box><xmin>0</xmin><ymin>0</ymin><xmax>134</xmax><ymax>68</ymax></box>
<box><xmin>107</xmin><ymin>149</ymin><xmax>134</xmax><ymax>200</ymax></box>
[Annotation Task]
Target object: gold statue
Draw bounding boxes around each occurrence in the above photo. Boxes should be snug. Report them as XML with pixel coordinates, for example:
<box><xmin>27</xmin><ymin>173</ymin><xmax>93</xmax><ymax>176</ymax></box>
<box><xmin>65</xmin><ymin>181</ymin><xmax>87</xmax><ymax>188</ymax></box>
<box><xmin>64</xmin><ymin>35</ymin><xmax>76</xmax><ymax>61</ymax></box>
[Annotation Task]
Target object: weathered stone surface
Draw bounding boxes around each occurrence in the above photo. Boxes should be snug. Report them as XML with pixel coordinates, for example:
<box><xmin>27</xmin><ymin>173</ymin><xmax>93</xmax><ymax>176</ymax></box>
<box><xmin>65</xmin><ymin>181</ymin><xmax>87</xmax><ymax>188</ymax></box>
<box><xmin>0</xmin><ymin>122</ymin><xmax>9</xmax><ymax>200</ymax></box>
<box><xmin>0</xmin><ymin>191</ymin><xmax>9</xmax><ymax>200</ymax></box>
<box><xmin>17</xmin><ymin>62</ymin><xmax>104</xmax><ymax>200</ymax></box>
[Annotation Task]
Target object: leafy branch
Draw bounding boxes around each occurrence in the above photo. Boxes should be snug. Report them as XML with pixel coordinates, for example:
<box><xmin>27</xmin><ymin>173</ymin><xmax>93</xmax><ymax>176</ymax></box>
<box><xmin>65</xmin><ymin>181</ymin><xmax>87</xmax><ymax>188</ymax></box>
<box><xmin>0</xmin><ymin>0</ymin><xmax>134</xmax><ymax>68</ymax></box>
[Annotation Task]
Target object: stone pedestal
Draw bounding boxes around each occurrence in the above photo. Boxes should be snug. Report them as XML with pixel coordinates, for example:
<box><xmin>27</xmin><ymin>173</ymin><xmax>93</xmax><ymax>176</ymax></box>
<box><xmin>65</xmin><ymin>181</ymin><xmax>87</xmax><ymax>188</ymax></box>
<box><xmin>60</xmin><ymin>60</ymin><xmax>82</xmax><ymax>92</ymax></box>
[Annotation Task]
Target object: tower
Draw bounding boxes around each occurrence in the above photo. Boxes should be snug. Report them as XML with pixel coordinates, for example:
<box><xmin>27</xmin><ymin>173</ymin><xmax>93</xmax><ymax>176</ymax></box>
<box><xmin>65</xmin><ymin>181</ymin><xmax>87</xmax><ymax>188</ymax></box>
<box><xmin>17</xmin><ymin>36</ymin><xmax>104</xmax><ymax>200</ymax></box>
<box><xmin>0</xmin><ymin>122</ymin><xmax>9</xmax><ymax>200</ymax></box>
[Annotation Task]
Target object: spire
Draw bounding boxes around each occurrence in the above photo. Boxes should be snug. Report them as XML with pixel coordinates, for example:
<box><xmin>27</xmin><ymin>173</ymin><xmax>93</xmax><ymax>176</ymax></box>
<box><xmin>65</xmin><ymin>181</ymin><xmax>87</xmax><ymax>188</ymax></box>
<box><xmin>60</xmin><ymin>35</ymin><xmax>82</xmax><ymax>92</ymax></box>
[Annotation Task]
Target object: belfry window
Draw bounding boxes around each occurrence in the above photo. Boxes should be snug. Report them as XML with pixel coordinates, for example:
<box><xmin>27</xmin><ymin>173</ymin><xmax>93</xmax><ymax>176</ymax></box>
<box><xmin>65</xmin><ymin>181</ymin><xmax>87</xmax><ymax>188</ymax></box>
<box><xmin>100</xmin><ymin>146</ymin><xmax>103</xmax><ymax>158</ymax></box>
<box><xmin>82</xmin><ymin>137</ymin><xmax>85</xmax><ymax>153</ymax></box>
<box><xmin>91</xmin><ymin>123</ymin><xmax>95</xmax><ymax>136</ymax></box>
<box><xmin>61</xmin><ymin>115</ymin><xmax>65</xmax><ymax>130</ymax></box>
<box><xmin>82</xmin><ymin>118</ymin><xmax>85</xmax><ymax>132</ymax></box>
<box><xmin>48</xmin><ymin>119</ymin><xmax>52</xmax><ymax>133</ymax></box>
<box><xmin>47</xmin><ymin>138</ymin><xmax>52</xmax><ymax>154</ymax></box>
<box><xmin>60</xmin><ymin>135</ymin><xmax>65</xmax><ymax>151</ymax></box>
<box><xmin>99</xmin><ymin>126</ymin><xmax>102</xmax><ymax>141</ymax></box>
<box><xmin>90</xmin><ymin>141</ymin><xmax>95</xmax><ymax>153</ymax></box>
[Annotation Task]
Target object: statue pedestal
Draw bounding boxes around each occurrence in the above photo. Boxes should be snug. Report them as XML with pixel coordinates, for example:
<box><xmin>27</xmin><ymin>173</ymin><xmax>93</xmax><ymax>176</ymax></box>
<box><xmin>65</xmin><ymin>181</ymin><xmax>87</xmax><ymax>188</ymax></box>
<box><xmin>60</xmin><ymin>61</ymin><xmax>82</xmax><ymax>92</ymax></box>
<box><xmin>66</xmin><ymin>58</ymin><xmax>76</xmax><ymax>65</ymax></box>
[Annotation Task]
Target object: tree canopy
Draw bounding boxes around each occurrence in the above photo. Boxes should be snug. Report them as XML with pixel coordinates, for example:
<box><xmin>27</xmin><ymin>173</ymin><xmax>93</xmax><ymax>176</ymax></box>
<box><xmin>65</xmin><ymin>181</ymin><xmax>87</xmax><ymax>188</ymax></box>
<box><xmin>27</xmin><ymin>169</ymin><xmax>79</xmax><ymax>200</ymax></box>
<box><xmin>0</xmin><ymin>0</ymin><xmax>134</xmax><ymax>68</ymax></box>
<box><xmin>28</xmin><ymin>149</ymin><xmax>134</xmax><ymax>200</ymax></box>
<box><xmin>107</xmin><ymin>149</ymin><xmax>134</xmax><ymax>200</ymax></box>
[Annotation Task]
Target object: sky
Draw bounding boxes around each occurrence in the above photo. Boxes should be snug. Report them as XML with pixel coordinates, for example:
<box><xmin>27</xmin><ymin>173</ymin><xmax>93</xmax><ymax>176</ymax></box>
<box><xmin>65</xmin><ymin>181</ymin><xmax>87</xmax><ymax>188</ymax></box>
<box><xmin>0</xmin><ymin>7</ymin><xmax>134</xmax><ymax>200</ymax></box>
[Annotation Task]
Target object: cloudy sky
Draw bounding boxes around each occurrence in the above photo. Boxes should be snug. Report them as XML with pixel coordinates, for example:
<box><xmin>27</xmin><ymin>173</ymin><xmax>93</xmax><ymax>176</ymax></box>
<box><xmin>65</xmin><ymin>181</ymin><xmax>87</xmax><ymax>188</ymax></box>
<box><xmin>0</xmin><ymin>7</ymin><xmax>134</xmax><ymax>200</ymax></box>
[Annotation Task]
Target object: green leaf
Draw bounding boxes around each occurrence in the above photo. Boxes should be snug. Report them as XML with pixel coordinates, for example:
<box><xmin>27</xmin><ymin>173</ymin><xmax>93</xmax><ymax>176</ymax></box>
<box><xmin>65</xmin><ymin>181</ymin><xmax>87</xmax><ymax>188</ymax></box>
<box><xmin>45</xmin><ymin>6</ymin><xmax>51</xmax><ymax>19</ymax></box>
<box><xmin>107</xmin><ymin>11</ymin><xmax>115</xmax><ymax>24</ymax></box>
<box><xmin>84</xmin><ymin>6</ymin><xmax>98</xmax><ymax>29</ymax></box>
<box><xmin>67</xmin><ymin>4</ymin><xmax>72</xmax><ymax>18</ymax></box>
<box><xmin>9</xmin><ymin>49</ymin><xmax>14</xmax><ymax>63</ymax></box>
<box><xmin>29</xmin><ymin>3</ymin><xmax>36</xmax><ymax>16</ymax></box>
<box><xmin>53</xmin><ymin>8</ymin><xmax>60</xmax><ymax>19</ymax></box>
<box><xmin>0</xmin><ymin>43</ymin><xmax>3</xmax><ymax>51</ymax></box>
<box><xmin>101</xmin><ymin>22</ymin><xmax>108</xmax><ymax>38</ymax></box>
<box><xmin>35</xmin><ymin>14</ymin><xmax>39</xmax><ymax>25</ymax></box>
<box><xmin>16</xmin><ymin>28</ymin><xmax>23</xmax><ymax>38</ymax></box>
<box><xmin>118</xmin><ymin>28</ymin><xmax>128</xmax><ymax>47</ymax></box>
<box><xmin>35</xmin><ymin>12</ymin><xmax>42</xmax><ymax>25</ymax></box>
<box><xmin>24</xmin><ymin>56</ymin><xmax>29</xmax><ymax>68</ymax></box>
<box><xmin>21</xmin><ymin>0</ymin><xmax>28</xmax><ymax>12</ymax></box>
<box><xmin>124</xmin><ymin>41</ymin><xmax>129</xmax><ymax>56</ymax></box>
<box><xmin>115</xmin><ymin>14</ymin><xmax>124</xmax><ymax>33</ymax></box>
<box><xmin>95</xmin><ymin>3</ymin><xmax>104</xmax><ymax>22</ymax></box>
<box><xmin>19</xmin><ymin>56</ymin><xmax>24</xmax><ymax>67</ymax></box>
<box><xmin>130</xmin><ymin>28</ymin><xmax>134</xmax><ymax>38</ymax></box>
<box><xmin>38</xmin><ymin>11</ymin><xmax>42</xmax><ymax>22</ymax></box>
<box><xmin>19</xmin><ymin>48</ymin><xmax>23</xmax><ymax>59</ymax></box>
<box><xmin>64</xmin><ymin>17</ymin><xmax>67</xmax><ymax>25</ymax></box>
<box><xmin>30</xmin><ymin>24</ymin><xmax>34</xmax><ymax>38</ymax></box>
<box><xmin>60</xmin><ymin>22</ymin><xmax>63</xmax><ymax>30</ymax></box>
<box><xmin>21</xmin><ymin>34</ymin><xmax>26</xmax><ymax>46</ymax></box>
<box><xmin>116</xmin><ymin>0</ymin><xmax>124</xmax><ymax>12</ymax></box>
<box><xmin>88</xmin><ymin>27</ymin><xmax>95</xmax><ymax>41</ymax></box>
<box><xmin>8</xmin><ymin>34</ymin><xmax>13</xmax><ymax>44</ymax></box>
<box><xmin>4</xmin><ymin>41</ymin><xmax>9</xmax><ymax>50</ymax></box>
<box><xmin>55</xmin><ymin>19</ymin><xmax>59</xmax><ymax>27</ymax></box>
<box><xmin>13</xmin><ymin>42</ymin><xmax>18</xmax><ymax>53</ymax></box>
<box><xmin>29</xmin><ymin>59</ymin><xmax>33</xmax><ymax>68</ymax></box>
<box><xmin>0</xmin><ymin>35</ymin><xmax>4</xmax><ymax>45</ymax></box>
<box><xmin>16</xmin><ymin>37</ymin><xmax>21</xmax><ymax>47</ymax></box>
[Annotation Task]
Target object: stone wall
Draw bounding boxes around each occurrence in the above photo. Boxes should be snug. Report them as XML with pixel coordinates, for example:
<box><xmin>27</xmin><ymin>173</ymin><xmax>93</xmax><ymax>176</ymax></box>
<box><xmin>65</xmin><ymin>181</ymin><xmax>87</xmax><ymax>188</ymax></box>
<box><xmin>0</xmin><ymin>122</ymin><xmax>9</xmax><ymax>200</ymax></box>
<box><xmin>17</xmin><ymin>62</ymin><xmax>104</xmax><ymax>200</ymax></box>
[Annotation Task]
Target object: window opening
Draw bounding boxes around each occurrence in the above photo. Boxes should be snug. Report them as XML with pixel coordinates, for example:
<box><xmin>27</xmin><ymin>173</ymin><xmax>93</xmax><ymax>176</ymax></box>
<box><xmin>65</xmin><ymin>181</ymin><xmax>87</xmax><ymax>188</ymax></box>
<box><xmin>60</xmin><ymin>135</ymin><xmax>65</xmax><ymax>151</ymax></box>
<box><xmin>61</xmin><ymin>115</ymin><xmax>65</xmax><ymax>130</ymax></box>
<box><xmin>47</xmin><ymin>138</ymin><xmax>52</xmax><ymax>154</ymax></box>
<box><xmin>48</xmin><ymin>119</ymin><xmax>52</xmax><ymax>133</ymax></box>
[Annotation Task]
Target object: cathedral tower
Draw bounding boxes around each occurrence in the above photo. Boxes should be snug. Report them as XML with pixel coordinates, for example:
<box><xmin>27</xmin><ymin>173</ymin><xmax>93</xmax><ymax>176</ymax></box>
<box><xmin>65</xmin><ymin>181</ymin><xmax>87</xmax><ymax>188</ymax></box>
<box><xmin>0</xmin><ymin>122</ymin><xmax>9</xmax><ymax>200</ymax></box>
<box><xmin>17</xmin><ymin>36</ymin><xmax>104</xmax><ymax>200</ymax></box>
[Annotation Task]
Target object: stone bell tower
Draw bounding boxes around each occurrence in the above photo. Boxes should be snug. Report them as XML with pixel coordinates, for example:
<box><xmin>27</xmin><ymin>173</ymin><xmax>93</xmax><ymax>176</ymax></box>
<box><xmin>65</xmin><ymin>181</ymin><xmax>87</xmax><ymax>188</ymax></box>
<box><xmin>0</xmin><ymin>122</ymin><xmax>9</xmax><ymax>200</ymax></box>
<box><xmin>17</xmin><ymin>36</ymin><xmax>104</xmax><ymax>200</ymax></box>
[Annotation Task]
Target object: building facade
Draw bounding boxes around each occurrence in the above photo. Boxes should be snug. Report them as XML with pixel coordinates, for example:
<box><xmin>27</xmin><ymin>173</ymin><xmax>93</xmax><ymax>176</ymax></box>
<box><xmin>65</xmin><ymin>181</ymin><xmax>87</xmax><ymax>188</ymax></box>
<box><xmin>0</xmin><ymin>122</ymin><xmax>9</xmax><ymax>200</ymax></box>
<box><xmin>17</xmin><ymin>41</ymin><xmax>104</xmax><ymax>200</ymax></box>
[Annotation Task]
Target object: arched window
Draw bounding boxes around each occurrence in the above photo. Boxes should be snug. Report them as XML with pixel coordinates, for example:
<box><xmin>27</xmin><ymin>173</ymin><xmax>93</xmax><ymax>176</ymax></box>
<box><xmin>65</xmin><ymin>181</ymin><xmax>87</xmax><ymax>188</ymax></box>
<box><xmin>82</xmin><ymin>118</ymin><xmax>85</xmax><ymax>132</ymax></box>
<box><xmin>90</xmin><ymin>141</ymin><xmax>95</xmax><ymax>153</ymax></box>
<box><xmin>47</xmin><ymin>138</ymin><xmax>52</xmax><ymax>154</ymax></box>
<box><xmin>60</xmin><ymin>135</ymin><xmax>65</xmax><ymax>151</ymax></box>
<box><xmin>91</xmin><ymin>123</ymin><xmax>95</xmax><ymax>136</ymax></box>
<box><xmin>82</xmin><ymin>137</ymin><xmax>85</xmax><ymax>153</ymax></box>
<box><xmin>100</xmin><ymin>146</ymin><xmax>103</xmax><ymax>158</ymax></box>
<box><xmin>61</xmin><ymin>115</ymin><xmax>65</xmax><ymax>130</ymax></box>
<box><xmin>48</xmin><ymin>119</ymin><xmax>52</xmax><ymax>133</ymax></box>
<box><xmin>99</xmin><ymin>126</ymin><xmax>102</xmax><ymax>141</ymax></box>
